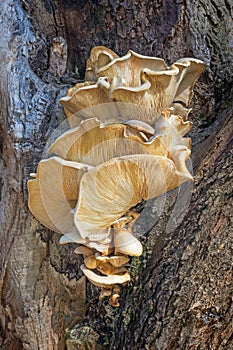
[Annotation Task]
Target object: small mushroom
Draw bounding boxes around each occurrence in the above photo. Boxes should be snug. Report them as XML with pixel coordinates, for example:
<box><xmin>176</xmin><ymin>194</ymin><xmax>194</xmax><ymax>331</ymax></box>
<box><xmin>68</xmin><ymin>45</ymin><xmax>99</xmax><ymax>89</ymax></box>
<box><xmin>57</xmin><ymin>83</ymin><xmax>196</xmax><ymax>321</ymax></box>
<box><xmin>84</xmin><ymin>256</ymin><xmax>98</xmax><ymax>269</ymax></box>
<box><xmin>95</xmin><ymin>254</ymin><xmax>130</xmax><ymax>267</ymax></box>
<box><xmin>74</xmin><ymin>246</ymin><xmax>94</xmax><ymax>257</ymax></box>
<box><xmin>60</xmin><ymin>78</ymin><xmax>111</xmax><ymax>124</ymax></box>
<box><xmin>109</xmin><ymin>294</ymin><xmax>120</xmax><ymax>307</ymax></box>
<box><xmin>96</xmin><ymin>262</ymin><xmax>126</xmax><ymax>275</ymax></box>
<box><xmin>80</xmin><ymin>265</ymin><xmax>130</xmax><ymax>288</ymax></box>
<box><xmin>85</xmin><ymin>46</ymin><xmax>119</xmax><ymax>81</ymax></box>
<box><xmin>114</xmin><ymin>229</ymin><xmax>143</xmax><ymax>257</ymax></box>
<box><xmin>99</xmin><ymin>288</ymin><xmax>112</xmax><ymax>301</ymax></box>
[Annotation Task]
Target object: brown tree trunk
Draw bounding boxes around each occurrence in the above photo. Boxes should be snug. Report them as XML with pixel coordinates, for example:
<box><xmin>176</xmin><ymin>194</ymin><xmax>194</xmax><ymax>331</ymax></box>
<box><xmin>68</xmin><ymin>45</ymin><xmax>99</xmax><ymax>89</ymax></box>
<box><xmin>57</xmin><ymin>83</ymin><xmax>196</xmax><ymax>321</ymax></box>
<box><xmin>0</xmin><ymin>0</ymin><xmax>232</xmax><ymax>349</ymax></box>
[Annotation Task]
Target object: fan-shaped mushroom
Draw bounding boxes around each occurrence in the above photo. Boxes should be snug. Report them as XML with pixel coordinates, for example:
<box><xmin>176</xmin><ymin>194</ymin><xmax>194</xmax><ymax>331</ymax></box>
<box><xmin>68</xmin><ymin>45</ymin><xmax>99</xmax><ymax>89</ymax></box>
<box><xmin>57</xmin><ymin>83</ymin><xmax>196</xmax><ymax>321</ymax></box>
<box><xmin>74</xmin><ymin>153</ymin><xmax>192</xmax><ymax>242</ymax></box>
<box><xmin>49</xmin><ymin>115</ymin><xmax>191</xmax><ymax>176</ymax></box>
<box><xmin>95</xmin><ymin>254</ymin><xmax>129</xmax><ymax>267</ymax></box>
<box><xmin>80</xmin><ymin>265</ymin><xmax>130</xmax><ymax>288</ymax></box>
<box><xmin>28</xmin><ymin>156</ymin><xmax>88</xmax><ymax>242</ymax></box>
<box><xmin>60</xmin><ymin>47</ymin><xmax>205</xmax><ymax>126</ymax></box>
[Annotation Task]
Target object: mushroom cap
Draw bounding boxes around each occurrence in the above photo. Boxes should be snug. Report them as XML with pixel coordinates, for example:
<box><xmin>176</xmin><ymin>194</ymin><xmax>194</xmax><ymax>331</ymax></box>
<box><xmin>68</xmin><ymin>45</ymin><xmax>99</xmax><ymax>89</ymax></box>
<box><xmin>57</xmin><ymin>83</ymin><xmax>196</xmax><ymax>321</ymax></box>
<box><xmin>114</xmin><ymin>229</ymin><xmax>143</xmax><ymax>256</ymax></box>
<box><xmin>81</xmin><ymin>265</ymin><xmax>130</xmax><ymax>288</ymax></box>
<box><xmin>74</xmin><ymin>246</ymin><xmax>94</xmax><ymax>257</ymax></box>
<box><xmin>28</xmin><ymin>156</ymin><xmax>87</xmax><ymax>240</ymax></box>
<box><xmin>84</xmin><ymin>256</ymin><xmax>98</xmax><ymax>269</ymax></box>
<box><xmin>74</xmin><ymin>153</ymin><xmax>192</xmax><ymax>239</ymax></box>
<box><xmin>48</xmin><ymin>115</ymin><xmax>190</xmax><ymax>170</ymax></box>
<box><xmin>109</xmin><ymin>294</ymin><xmax>120</xmax><ymax>307</ymax></box>
<box><xmin>59</xmin><ymin>47</ymin><xmax>205</xmax><ymax>126</ymax></box>
<box><xmin>95</xmin><ymin>254</ymin><xmax>130</xmax><ymax>267</ymax></box>
<box><xmin>48</xmin><ymin>117</ymin><xmax>160</xmax><ymax>166</ymax></box>
<box><xmin>85</xmin><ymin>46</ymin><xmax>119</xmax><ymax>81</ymax></box>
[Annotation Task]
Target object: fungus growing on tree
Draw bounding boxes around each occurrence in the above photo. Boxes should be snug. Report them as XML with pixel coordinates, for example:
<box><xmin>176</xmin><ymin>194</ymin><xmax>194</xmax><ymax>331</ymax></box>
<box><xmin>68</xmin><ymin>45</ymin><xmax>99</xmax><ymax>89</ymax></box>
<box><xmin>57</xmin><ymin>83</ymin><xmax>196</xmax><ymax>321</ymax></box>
<box><xmin>28</xmin><ymin>46</ymin><xmax>205</xmax><ymax>306</ymax></box>
<box><xmin>60</xmin><ymin>47</ymin><xmax>205</xmax><ymax>127</ymax></box>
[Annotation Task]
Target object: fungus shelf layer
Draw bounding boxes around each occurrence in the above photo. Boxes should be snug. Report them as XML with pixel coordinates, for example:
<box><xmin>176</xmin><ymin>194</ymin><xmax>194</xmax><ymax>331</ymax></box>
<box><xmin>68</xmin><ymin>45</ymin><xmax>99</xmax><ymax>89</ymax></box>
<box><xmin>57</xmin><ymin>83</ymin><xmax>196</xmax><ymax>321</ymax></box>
<box><xmin>28</xmin><ymin>46</ymin><xmax>205</xmax><ymax>306</ymax></box>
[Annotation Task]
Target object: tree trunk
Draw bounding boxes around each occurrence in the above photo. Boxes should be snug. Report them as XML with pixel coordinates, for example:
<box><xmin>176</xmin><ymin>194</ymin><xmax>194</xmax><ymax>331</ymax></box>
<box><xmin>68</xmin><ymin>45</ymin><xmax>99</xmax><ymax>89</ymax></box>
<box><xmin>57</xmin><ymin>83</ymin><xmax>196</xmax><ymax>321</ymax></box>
<box><xmin>0</xmin><ymin>0</ymin><xmax>232</xmax><ymax>349</ymax></box>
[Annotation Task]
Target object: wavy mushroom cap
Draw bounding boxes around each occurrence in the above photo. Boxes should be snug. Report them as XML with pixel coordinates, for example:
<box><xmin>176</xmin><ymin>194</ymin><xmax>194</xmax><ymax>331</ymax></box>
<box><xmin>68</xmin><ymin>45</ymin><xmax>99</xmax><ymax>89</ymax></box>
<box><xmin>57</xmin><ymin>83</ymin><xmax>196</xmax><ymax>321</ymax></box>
<box><xmin>60</xmin><ymin>47</ymin><xmax>205</xmax><ymax>126</ymax></box>
<box><xmin>48</xmin><ymin>117</ymin><xmax>165</xmax><ymax>165</ymax></box>
<box><xmin>27</xmin><ymin>156</ymin><xmax>88</xmax><ymax>242</ymax></box>
<box><xmin>85</xmin><ymin>46</ymin><xmax>119</xmax><ymax>81</ymax></box>
<box><xmin>74</xmin><ymin>153</ymin><xmax>192</xmax><ymax>241</ymax></box>
<box><xmin>28</xmin><ymin>111</ymin><xmax>192</xmax><ymax>252</ymax></box>
<box><xmin>49</xmin><ymin>114</ymin><xmax>191</xmax><ymax>167</ymax></box>
<box><xmin>81</xmin><ymin>264</ymin><xmax>130</xmax><ymax>288</ymax></box>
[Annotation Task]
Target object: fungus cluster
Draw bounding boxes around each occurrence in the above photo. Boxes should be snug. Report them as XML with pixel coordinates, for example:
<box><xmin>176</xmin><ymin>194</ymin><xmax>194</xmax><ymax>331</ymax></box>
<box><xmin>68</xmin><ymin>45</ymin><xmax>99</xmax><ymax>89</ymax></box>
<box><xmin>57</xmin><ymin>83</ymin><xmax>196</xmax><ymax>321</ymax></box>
<box><xmin>28</xmin><ymin>47</ymin><xmax>205</xmax><ymax>306</ymax></box>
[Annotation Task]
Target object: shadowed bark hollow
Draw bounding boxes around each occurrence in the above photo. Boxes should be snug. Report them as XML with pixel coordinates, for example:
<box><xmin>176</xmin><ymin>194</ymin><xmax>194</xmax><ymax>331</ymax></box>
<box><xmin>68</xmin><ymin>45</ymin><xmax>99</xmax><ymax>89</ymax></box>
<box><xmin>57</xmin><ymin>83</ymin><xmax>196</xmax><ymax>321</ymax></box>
<box><xmin>0</xmin><ymin>0</ymin><xmax>232</xmax><ymax>349</ymax></box>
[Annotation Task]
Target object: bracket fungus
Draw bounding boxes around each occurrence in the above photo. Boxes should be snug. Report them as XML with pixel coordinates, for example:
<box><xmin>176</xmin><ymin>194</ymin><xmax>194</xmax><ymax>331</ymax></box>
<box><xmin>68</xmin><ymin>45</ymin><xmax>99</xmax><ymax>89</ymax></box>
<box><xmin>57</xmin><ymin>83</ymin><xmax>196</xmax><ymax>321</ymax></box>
<box><xmin>28</xmin><ymin>46</ymin><xmax>205</xmax><ymax>306</ymax></box>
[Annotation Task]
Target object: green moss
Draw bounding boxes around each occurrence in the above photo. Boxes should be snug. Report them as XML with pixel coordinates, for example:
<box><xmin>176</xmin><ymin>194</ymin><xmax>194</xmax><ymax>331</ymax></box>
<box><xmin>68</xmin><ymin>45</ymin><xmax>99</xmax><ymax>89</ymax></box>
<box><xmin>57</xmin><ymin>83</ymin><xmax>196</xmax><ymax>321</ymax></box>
<box><xmin>66</xmin><ymin>325</ymin><xmax>99</xmax><ymax>350</ymax></box>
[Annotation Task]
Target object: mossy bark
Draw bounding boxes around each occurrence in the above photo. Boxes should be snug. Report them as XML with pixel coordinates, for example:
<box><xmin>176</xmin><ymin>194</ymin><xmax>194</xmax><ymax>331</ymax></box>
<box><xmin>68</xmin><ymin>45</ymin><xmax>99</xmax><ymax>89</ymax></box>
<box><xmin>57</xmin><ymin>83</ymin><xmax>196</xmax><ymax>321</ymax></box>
<box><xmin>0</xmin><ymin>0</ymin><xmax>232</xmax><ymax>349</ymax></box>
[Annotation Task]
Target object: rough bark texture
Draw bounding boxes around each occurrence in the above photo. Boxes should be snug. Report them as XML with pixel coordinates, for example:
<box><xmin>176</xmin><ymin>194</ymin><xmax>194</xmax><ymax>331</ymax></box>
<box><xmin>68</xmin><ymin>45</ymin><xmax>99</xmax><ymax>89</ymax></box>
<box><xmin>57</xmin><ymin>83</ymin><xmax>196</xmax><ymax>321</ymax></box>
<box><xmin>0</xmin><ymin>0</ymin><xmax>232</xmax><ymax>349</ymax></box>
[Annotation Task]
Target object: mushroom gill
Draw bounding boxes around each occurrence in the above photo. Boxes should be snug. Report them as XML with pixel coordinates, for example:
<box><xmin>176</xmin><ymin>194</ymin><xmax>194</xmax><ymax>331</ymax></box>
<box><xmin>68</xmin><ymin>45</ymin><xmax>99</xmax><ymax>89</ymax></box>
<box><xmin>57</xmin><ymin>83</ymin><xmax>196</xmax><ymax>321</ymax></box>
<box><xmin>74</xmin><ymin>153</ymin><xmax>192</xmax><ymax>241</ymax></box>
<box><xmin>48</xmin><ymin>111</ymin><xmax>191</xmax><ymax>169</ymax></box>
<box><xmin>60</xmin><ymin>47</ymin><xmax>205</xmax><ymax>126</ymax></box>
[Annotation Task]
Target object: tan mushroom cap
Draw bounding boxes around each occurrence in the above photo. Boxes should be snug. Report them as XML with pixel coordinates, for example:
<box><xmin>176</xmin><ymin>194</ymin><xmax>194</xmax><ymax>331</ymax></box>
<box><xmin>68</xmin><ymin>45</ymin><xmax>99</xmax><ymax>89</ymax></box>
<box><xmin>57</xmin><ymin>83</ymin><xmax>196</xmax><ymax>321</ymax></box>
<box><xmin>111</xmin><ymin>58</ymin><xmax>205</xmax><ymax>121</ymax></box>
<box><xmin>153</xmin><ymin>113</ymin><xmax>192</xmax><ymax>153</ymax></box>
<box><xmin>81</xmin><ymin>265</ymin><xmax>130</xmax><ymax>288</ymax></box>
<box><xmin>48</xmin><ymin>117</ymin><xmax>169</xmax><ymax>166</ymax></box>
<box><xmin>28</xmin><ymin>156</ymin><xmax>88</xmax><ymax>243</ymax></box>
<box><xmin>98</xmin><ymin>50</ymin><xmax>168</xmax><ymax>87</ymax></box>
<box><xmin>28</xmin><ymin>179</ymin><xmax>58</xmax><ymax>232</ymax></box>
<box><xmin>74</xmin><ymin>246</ymin><xmax>94</xmax><ymax>257</ymax></box>
<box><xmin>60</xmin><ymin>78</ymin><xmax>111</xmax><ymax>121</ymax></box>
<box><xmin>95</xmin><ymin>254</ymin><xmax>130</xmax><ymax>267</ymax></box>
<box><xmin>59</xmin><ymin>47</ymin><xmax>205</xmax><ymax>125</ymax></box>
<box><xmin>84</xmin><ymin>256</ymin><xmax>98</xmax><ymax>269</ymax></box>
<box><xmin>48</xmin><ymin>116</ymin><xmax>190</xmax><ymax>169</ymax></box>
<box><xmin>85</xmin><ymin>46</ymin><xmax>119</xmax><ymax>81</ymax></box>
<box><xmin>74</xmin><ymin>153</ymin><xmax>192</xmax><ymax>239</ymax></box>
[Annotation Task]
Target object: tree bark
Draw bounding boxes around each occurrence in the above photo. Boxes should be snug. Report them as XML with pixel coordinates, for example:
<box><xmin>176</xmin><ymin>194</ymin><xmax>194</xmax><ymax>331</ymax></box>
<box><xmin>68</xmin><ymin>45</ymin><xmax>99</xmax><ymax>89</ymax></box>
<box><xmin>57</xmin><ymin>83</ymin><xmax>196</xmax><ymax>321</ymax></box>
<box><xmin>0</xmin><ymin>0</ymin><xmax>232</xmax><ymax>349</ymax></box>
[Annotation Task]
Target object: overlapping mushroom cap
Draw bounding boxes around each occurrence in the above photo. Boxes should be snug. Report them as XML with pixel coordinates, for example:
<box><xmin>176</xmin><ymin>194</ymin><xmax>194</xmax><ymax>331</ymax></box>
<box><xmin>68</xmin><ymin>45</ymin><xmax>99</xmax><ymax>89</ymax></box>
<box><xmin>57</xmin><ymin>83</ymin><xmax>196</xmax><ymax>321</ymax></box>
<box><xmin>60</xmin><ymin>46</ymin><xmax>205</xmax><ymax>127</ymax></box>
<box><xmin>28</xmin><ymin>46</ymin><xmax>205</xmax><ymax>306</ymax></box>
<box><xmin>28</xmin><ymin>111</ymin><xmax>192</xmax><ymax>252</ymax></box>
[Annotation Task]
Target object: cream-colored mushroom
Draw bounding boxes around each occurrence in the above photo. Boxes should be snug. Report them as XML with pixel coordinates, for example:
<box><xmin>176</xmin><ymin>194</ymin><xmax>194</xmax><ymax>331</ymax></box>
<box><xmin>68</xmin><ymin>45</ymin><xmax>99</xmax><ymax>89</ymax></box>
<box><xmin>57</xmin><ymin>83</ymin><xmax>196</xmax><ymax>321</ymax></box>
<box><xmin>48</xmin><ymin>115</ymin><xmax>191</xmax><ymax>174</ymax></box>
<box><xmin>48</xmin><ymin>117</ymin><xmax>167</xmax><ymax>166</ymax></box>
<box><xmin>60</xmin><ymin>78</ymin><xmax>111</xmax><ymax>122</ymax></box>
<box><xmin>114</xmin><ymin>229</ymin><xmax>143</xmax><ymax>256</ymax></box>
<box><xmin>75</xmin><ymin>246</ymin><xmax>129</xmax><ymax>273</ymax></box>
<box><xmin>74</xmin><ymin>246</ymin><xmax>95</xmax><ymax>257</ymax></box>
<box><xmin>85</xmin><ymin>46</ymin><xmax>119</xmax><ymax>81</ymax></box>
<box><xmin>28</xmin><ymin>46</ymin><xmax>204</xmax><ymax>307</ymax></box>
<box><xmin>96</xmin><ymin>262</ymin><xmax>127</xmax><ymax>276</ymax></box>
<box><xmin>59</xmin><ymin>47</ymin><xmax>205</xmax><ymax>126</ymax></box>
<box><xmin>99</xmin><ymin>288</ymin><xmax>112</xmax><ymax>301</ymax></box>
<box><xmin>28</xmin><ymin>156</ymin><xmax>88</xmax><ymax>242</ymax></box>
<box><xmin>80</xmin><ymin>265</ymin><xmax>130</xmax><ymax>288</ymax></box>
<box><xmin>74</xmin><ymin>153</ymin><xmax>192</xmax><ymax>240</ymax></box>
<box><xmin>95</xmin><ymin>254</ymin><xmax>130</xmax><ymax>267</ymax></box>
<box><xmin>109</xmin><ymin>294</ymin><xmax>120</xmax><ymax>307</ymax></box>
